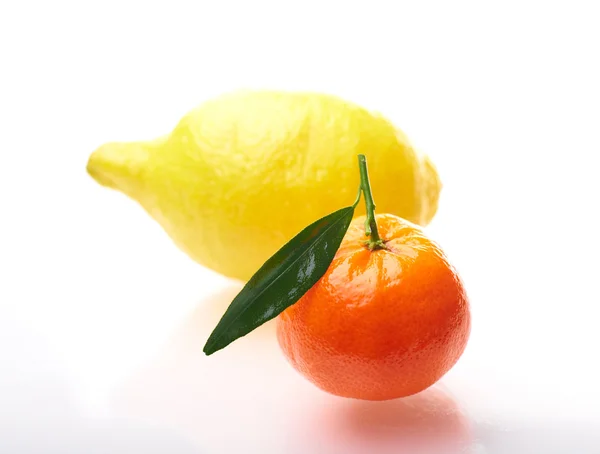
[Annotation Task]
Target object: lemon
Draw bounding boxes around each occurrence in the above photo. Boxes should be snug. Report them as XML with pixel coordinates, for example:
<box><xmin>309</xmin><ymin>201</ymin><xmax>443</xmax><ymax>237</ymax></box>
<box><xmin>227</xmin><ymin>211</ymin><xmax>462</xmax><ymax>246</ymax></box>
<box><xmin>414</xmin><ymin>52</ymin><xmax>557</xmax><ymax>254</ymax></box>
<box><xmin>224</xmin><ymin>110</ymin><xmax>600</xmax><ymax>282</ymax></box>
<box><xmin>87</xmin><ymin>90</ymin><xmax>441</xmax><ymax>281</ymax></box>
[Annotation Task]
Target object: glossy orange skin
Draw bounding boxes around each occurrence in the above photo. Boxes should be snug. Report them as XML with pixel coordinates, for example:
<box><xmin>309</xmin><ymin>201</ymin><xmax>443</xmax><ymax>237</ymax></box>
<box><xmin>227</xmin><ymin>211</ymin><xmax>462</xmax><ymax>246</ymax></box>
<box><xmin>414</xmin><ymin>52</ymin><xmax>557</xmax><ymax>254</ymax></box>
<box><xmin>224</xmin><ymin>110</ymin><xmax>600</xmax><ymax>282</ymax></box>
<box><xmin>277</xmin><ymin>214</ymin><xmax>471</xmax><ymax>401</ymax></box>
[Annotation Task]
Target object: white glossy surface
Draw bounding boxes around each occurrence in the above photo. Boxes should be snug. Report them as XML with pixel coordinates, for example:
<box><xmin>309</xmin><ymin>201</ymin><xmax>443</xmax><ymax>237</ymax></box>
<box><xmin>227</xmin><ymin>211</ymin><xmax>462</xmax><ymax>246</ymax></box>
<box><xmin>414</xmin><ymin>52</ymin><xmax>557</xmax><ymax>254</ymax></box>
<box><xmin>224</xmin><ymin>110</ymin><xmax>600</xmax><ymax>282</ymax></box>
<box><xmin>2</xmin><ymin>1</ymin><xmax>600</xmax><ymax>453</ymax></box>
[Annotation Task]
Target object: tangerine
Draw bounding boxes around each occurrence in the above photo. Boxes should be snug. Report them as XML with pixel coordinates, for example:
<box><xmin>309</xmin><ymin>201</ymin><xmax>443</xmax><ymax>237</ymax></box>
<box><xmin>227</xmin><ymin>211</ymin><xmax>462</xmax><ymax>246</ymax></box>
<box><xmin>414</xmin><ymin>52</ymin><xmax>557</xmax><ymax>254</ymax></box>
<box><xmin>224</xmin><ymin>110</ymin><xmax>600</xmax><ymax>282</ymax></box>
<box><xmin>276</xmin><ymin>213</ymin><xmax>470</xmax><ymax>401</ymax></box>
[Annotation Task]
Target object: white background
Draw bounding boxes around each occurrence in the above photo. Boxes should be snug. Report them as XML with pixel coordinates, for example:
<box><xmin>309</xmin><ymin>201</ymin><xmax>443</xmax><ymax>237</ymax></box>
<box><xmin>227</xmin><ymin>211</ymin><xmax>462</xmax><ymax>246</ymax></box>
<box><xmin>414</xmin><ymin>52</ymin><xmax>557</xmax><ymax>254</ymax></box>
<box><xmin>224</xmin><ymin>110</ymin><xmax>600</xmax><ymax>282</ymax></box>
<box><xmin>1</xmin><ymin>1</ymin><xmax>599</xmax><ymax>453</ymax></box>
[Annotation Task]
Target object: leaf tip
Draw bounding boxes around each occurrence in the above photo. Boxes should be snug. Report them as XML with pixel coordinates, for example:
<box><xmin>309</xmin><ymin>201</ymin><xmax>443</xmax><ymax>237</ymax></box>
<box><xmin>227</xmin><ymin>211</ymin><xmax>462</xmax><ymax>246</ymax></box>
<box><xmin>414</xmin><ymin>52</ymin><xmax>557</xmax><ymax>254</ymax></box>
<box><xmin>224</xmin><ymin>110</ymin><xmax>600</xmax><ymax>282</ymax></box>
<box><xmin>203</xmin><ymin>340</ymin><xmax>217</xmax><ymax>356</ymax></box>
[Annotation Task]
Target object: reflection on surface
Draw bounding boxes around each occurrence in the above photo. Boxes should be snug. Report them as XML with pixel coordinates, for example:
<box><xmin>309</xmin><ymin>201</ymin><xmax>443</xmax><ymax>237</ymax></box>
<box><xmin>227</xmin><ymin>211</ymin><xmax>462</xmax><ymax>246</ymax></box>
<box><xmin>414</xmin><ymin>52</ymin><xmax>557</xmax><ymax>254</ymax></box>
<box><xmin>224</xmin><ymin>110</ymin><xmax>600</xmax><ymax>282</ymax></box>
<box><xmin>315</xmin><ymin>386</ymin><xmax>472</xmax><ymax>454</ymax></box>
<box><xmin>112</xmin><ymin>281</ymin><xmax>473</xmax><ymax>453</ymax></box>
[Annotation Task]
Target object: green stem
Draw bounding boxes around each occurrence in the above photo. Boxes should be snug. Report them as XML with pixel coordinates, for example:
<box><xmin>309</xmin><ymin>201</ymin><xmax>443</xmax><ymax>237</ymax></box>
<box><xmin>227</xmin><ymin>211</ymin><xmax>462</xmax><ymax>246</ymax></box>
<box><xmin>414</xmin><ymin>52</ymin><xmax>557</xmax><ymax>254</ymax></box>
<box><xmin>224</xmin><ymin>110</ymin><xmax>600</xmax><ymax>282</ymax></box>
<box><xmin>357</xmin><ymin>155</ymin><xmax>386</xmax><ymax>250</ymax></box>
<box><xmin>352</xmin><ymin>184</ymin><xmax>362</xmax><ymax>208</ymax></box>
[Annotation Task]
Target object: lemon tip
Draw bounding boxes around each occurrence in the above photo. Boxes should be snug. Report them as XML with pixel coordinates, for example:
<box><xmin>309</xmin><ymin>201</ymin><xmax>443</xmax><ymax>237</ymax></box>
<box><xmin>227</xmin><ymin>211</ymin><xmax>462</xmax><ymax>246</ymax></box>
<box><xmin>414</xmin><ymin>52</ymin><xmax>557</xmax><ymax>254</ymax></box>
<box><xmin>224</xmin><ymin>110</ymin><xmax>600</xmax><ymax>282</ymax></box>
<box><xmin>86</xmin><ymin>145</ymin><xmax>112</xmax><ymax>188</ymax></box>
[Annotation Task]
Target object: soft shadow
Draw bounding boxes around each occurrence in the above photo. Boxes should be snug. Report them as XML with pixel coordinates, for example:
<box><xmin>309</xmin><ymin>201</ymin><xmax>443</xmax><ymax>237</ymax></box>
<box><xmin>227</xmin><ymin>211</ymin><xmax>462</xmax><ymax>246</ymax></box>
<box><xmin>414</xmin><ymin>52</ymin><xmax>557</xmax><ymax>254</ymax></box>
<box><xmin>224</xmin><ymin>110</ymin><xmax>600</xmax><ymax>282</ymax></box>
<box><xmin>165</xmin><ymin>279</ymin><xmax>276</xmax><ymax>355</ymax></box>
<box><xmin>111</xmin><ymin>280</ymin><xmax>283</xmax><ymax>450</ymax></box>
<box><xmin>111</xmin><ymin>282</ymin><xmax>472</xmax><ymax>453</ymax></box>
<box><xmin>314</xmin><ymin>386</ymin><xmax>473</xmax><ymax>454</ymax></box>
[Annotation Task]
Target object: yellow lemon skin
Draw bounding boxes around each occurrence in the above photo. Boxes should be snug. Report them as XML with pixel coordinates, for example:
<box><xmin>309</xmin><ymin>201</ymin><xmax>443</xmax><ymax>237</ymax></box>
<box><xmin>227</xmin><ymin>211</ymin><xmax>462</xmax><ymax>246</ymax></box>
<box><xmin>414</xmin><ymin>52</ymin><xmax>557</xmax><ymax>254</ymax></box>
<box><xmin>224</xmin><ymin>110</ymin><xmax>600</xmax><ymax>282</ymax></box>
<box><xmin>87</xmin><ymin>91</ymin><xmax>441</xmax><ymax>281</ymax></box>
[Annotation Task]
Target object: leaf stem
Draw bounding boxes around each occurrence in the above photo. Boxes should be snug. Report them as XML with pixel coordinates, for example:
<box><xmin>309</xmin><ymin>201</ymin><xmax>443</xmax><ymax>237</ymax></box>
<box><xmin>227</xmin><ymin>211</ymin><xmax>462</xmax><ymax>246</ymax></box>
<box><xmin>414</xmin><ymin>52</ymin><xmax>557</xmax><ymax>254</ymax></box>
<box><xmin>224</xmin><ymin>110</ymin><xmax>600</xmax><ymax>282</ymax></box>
<box><xmin>352</xmin><ymin>184</ymin><xmax>362</xmax><ymax>208</ymax></box>
<box><xmin>357</xmin><ymin>155</ymin><xmax>386</xmax><ymax>250</ymax></box>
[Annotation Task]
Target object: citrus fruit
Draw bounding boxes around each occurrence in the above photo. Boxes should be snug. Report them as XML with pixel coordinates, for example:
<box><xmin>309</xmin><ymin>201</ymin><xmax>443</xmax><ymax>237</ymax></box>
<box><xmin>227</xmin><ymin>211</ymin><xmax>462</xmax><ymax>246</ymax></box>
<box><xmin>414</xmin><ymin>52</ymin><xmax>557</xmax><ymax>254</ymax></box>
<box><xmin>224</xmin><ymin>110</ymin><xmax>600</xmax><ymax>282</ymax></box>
<box><xmin>87</xmin><ymin>90</ymin><xmax>442</xmax><ymax>281</ymax></box>
<box><xmin>276</xmin><ymin>213</ymin><xmax>470</xmax><ymax>401</ymax></box>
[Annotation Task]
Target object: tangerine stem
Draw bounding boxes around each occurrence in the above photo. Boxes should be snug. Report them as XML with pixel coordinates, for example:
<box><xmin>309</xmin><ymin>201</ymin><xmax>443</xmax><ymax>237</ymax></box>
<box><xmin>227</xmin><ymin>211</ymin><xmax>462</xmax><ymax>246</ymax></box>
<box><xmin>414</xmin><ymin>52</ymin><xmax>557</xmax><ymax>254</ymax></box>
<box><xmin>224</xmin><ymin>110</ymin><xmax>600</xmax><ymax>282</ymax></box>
<box><xmin>357</xmin><ymin>155</ymin><xmax>385</xmax><ymax>250</ymax></box>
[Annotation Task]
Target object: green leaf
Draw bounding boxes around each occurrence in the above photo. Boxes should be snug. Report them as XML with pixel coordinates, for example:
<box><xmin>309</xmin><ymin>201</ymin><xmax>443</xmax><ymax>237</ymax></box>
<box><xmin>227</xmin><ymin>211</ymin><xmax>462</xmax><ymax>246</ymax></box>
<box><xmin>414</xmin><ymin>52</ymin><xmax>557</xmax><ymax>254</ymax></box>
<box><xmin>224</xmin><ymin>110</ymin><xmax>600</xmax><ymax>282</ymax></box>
<box><xmin>203</xmin><ymin>206</ymin><xmax>355</xmax><ymax>355</ymax></box>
